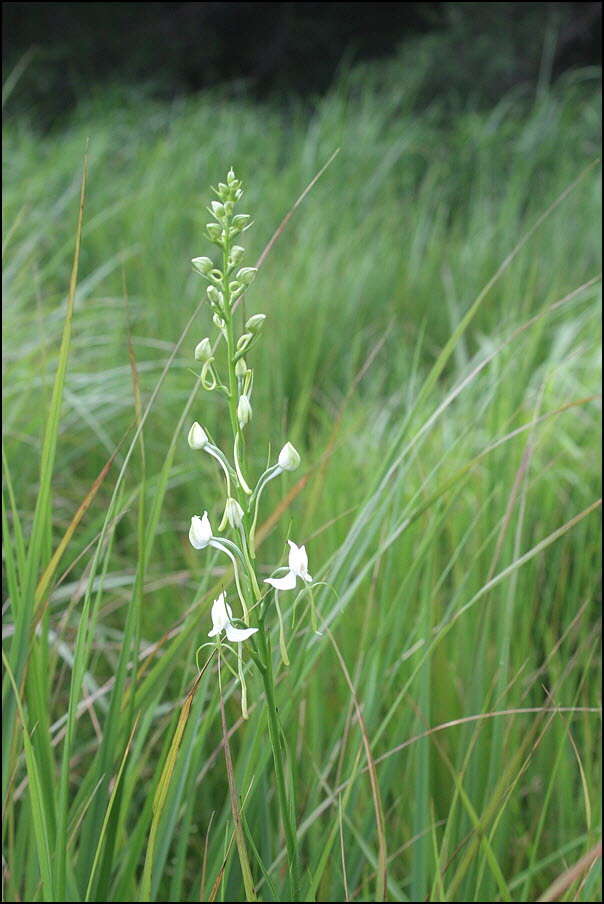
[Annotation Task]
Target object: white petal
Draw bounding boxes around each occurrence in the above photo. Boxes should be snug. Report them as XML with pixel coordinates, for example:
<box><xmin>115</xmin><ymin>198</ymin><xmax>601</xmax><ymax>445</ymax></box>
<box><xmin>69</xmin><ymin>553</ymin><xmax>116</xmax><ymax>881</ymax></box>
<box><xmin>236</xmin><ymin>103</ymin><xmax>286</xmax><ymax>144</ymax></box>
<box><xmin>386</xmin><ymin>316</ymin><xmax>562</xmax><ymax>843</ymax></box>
<box><xmin>298</xmin><ymin>545</ymin><xmax>309</xmax><ymax>574</ymax></box>
<box><xmin>224</xmin><ymin>497</ymin><xmax>244</xmax><ymax>529</ymax></box>
<box><xmin>288</xmin><ymin>540</ymin><xmax>308</xmax><ymax>577</ymax></box>
<box><xmin>200</xmin><ymin>511</ymin><xmax>212</xmax><ymax>537</ymax></box>
<box><xmin>225</xmin><ymin>624</ymin><xmax>259</xmax><ymax>643</ymax></box>
<box><xmin>278</xmin><ymin>442</ymin><xmax>300</xmax><ymax>471</ymax></box>
<box><xmin>188</xmin><ymin>422</ymin><xmax>208</xmax><ymax>450</ymax></box>
<box><xmin>287</xmin><ymin>540</ymin><xmax>301</xmax><ymax>571</ymax></box>
<box><xmin>265</xmin><ymin>571</ymin><xmax>297</xmax><ymax>591</ymax></box>
<box><xmin>237</xmin><ymin>394</ymin><xmax>252</xmax><ymax>428</ymax></box>
<box><xmin>189</xmin><ymin>512</ymin><xmax>212</xmax><ymax>549</ymax></box>
<box><xmin>302</xmin><ymin>572</ymin><xmax>313</xmax><ymax>583</ymax></box>
<box><xmin>210</xmin><ymin>593</ymin><xmax>230</xmax><ymax>632</ymax></box>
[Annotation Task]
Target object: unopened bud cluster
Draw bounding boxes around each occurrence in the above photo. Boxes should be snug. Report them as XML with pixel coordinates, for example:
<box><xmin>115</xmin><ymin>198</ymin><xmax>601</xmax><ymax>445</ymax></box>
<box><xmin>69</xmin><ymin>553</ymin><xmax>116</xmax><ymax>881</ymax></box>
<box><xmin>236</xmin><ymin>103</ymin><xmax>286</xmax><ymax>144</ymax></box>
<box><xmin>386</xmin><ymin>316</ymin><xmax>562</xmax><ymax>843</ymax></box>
<box><xmin>189</xmin><ymin>171</ymin><xmax>271</xmax><ymax>445</ymax></box>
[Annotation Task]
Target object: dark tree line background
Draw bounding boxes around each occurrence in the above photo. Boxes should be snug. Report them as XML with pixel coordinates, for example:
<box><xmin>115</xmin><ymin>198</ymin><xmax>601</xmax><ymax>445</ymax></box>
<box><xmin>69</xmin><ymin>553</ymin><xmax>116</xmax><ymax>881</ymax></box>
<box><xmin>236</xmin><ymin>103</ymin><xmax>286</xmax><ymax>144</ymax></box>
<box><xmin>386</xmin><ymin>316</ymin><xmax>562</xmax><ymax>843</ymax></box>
<box><xmin>2</xmin><ymin>2</ymin><xmax>602</xmax><ymax>126</ymax></box>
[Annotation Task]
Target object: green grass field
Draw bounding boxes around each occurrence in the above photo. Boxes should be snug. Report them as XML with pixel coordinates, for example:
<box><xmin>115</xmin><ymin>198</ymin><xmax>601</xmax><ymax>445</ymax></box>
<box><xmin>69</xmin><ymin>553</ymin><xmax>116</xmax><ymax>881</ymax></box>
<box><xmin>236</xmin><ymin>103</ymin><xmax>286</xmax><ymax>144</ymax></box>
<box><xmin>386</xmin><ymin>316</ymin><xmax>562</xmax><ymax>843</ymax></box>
<box><xmin>2</xmin><ymin>51</ymin><xmax>602</xmax><ymax>902</ymax></box>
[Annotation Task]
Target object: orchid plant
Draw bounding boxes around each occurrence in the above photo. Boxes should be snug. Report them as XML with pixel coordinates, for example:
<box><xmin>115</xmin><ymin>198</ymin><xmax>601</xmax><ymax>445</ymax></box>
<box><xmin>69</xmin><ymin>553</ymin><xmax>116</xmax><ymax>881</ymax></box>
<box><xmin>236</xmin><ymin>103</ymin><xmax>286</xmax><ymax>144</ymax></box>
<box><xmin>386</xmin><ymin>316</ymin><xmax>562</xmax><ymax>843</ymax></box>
<box><xmin>187</xmin><ymin>168</ymin><xmax>315</xmax><ymax>899</ymax></box>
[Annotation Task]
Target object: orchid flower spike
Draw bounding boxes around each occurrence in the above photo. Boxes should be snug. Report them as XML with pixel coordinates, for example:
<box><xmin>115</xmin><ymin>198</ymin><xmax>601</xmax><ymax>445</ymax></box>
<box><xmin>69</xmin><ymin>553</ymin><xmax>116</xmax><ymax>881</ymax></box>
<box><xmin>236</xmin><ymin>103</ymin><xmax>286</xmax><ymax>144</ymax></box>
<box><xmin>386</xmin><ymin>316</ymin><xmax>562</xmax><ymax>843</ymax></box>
<box><xmin>208</xmin><ymin>593</ymin><xmax>258</xmax><ymax>642</ymax></box>
<box><xmin>265</xmin><ymin>540</ymin><xmax>312</xmax><ymax>591</ymax></box>
<box><xmin>189</xmin><ymin>512</ymin><xmax>213</xmax><ymax>549</ymax></box>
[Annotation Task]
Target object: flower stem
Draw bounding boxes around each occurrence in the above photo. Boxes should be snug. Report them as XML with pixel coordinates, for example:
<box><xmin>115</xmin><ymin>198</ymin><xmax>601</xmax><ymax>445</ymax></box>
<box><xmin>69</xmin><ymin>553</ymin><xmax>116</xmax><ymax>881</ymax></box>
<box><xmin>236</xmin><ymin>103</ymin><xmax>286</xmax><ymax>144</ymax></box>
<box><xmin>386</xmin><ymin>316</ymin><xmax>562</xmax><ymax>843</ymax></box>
<box><xmin>257</xmin><ymin>629</ymin><xmax>301</xmax><ymax>902</ymax></box>
<box><xmin>218</xmin><ymin>655</ymin><xmax>257</xmax><ymax>901</ymax></box>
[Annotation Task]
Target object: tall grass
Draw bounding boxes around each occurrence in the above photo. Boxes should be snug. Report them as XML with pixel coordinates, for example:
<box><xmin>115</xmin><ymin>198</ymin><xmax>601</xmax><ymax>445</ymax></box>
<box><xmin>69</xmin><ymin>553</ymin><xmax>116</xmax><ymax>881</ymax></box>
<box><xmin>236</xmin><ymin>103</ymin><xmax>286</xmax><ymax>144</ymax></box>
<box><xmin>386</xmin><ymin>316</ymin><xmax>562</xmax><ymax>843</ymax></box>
<box><xmin>2</xmin><ymin>53</ymin><xmax>602</xmax><ymax>901</ymax></box>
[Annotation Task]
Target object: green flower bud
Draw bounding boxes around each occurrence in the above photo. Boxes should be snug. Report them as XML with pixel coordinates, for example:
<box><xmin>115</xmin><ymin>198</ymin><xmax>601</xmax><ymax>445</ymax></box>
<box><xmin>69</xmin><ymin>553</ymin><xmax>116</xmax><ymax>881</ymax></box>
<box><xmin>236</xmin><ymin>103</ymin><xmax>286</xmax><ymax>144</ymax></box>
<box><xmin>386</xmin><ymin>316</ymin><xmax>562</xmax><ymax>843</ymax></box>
<box><xmin>213</xmin><ymin>313</ymin><xmax>225</xmax><ymax>330</ymax></box>
<box><xmin>237</xmin><ymin>394</ymin><xmax>252</xmax><ymax>428</ymax></box>
<box><xmin>223</xmin><ymin>497</ymin><xmax>244</xmax><ymax>530</ymax></box>
<box><xmin>227</xmin><ymin>168</ymin><xmax>237</xmax><ymax>186</ymax></box>
<box><xmin>194</xmin><ymin>337</ymin><xmax>213</xmax><ymax>361</ymax></box>
<box><xmin>246</xmin><ymin>313</ymin><xmax>266</xmax><ymax>332</ymax></box>
<box><xmin>237</xmin><ymin>267</ymin><xmax>257</xmax><ymax>286</ymax></box>
<box><xmin>230</xmin><ymin>245</ymin><xmax>245</xmax><ymax>265</ymax></box>
<box><xmin>232</xmin><ymin>214</ymin><xmax>251</xmax><ymax>231</ymax></box>
<box><xmin>236</xmin><ymin>332</ymin><xmax>252</xmax><ymax>352</ymax></box>
<box><xmin>191</xmin><ymin>256</ymin><xmax>213</xmax><ymax>275</ymax></box>
<box><xmin>235</xmin><ymin>357</ymin><xmax>248</xmax><ymax>377</ymax></box>
<box><xmin>210</xmin><ymin>200</ymin><xmax>226</xmax><ymax>219</ymax></box>
<box><xmin>206</xmin><ymin>223</ymin><xmax>223</xmax><ymax>242</ymax></box>
<box><xmin>207</xmin><ymin>285</ymin><xmax>223</xmax><ymax>308</ymax></box>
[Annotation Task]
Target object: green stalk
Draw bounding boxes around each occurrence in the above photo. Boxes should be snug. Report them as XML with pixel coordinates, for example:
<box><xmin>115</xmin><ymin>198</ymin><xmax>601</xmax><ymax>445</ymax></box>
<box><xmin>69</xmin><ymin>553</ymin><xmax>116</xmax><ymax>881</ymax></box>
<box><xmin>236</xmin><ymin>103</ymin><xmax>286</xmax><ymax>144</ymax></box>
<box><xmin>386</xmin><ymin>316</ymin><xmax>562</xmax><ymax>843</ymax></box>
<box><xmin>256</xmin><ymin>629</ymin><xmax>301</xmax><ymax>902</ymax></box>
<box><xmin>215</xmin><ymin>183</ymin><xmax>301</xmax><ymax>900</ymax></box>
<box><xmin>221</xmin><ymin>230</ymin><xmax>245</xmax><ymax>503</ymax></box>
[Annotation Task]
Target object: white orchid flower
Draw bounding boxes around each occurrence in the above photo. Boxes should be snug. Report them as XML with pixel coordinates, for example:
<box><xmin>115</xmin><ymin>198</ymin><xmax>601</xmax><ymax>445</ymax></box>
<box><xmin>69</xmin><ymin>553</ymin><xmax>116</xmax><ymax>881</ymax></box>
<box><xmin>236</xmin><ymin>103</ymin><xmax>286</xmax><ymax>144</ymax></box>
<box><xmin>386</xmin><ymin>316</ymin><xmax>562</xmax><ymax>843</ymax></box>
<box><xmin>188</xmin><ymin>511</ymin><xmax>257</xmax><ymax>622</ymax></box>
<box><xmin>247</xmin><ymin>442</ymin><xmax>301</xmax><ymax>557</ymax></box>
<box><xmin>278</xmin><ymin>442</ymin><xmax>300</xmax><ymax>472</ymax></box>
<box><xmin>189</xmin><ymin>511</ymin><xmax>213</xmax><ymax>548</ymax></box>
<box><xmin>188</xmin><ymin>421</ymin><xmax>209</xmax><ymax>450</ymax></box>
<box><xmin>208</xmin><ymin>593</ymin><xmax>258</xmax><ymax>643</ymax></box>
<box><xmin>265</xmin><ymin>540</ymin><xmax>312</xmax><ymax>591</ymax></box>
<box><xmin>222</xmin><ymin>497</ymin><xmax>244</xmax><ymax>530</ymax></box>
<box><xmin>188</xmin><ymin>430</ymin><xmax>234</xmax><ymax>498</ymax></box>
<box><xmin>194</xmin><ymin>337</ymin><xmax>213</xmax><ymax>361</ymax></box>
